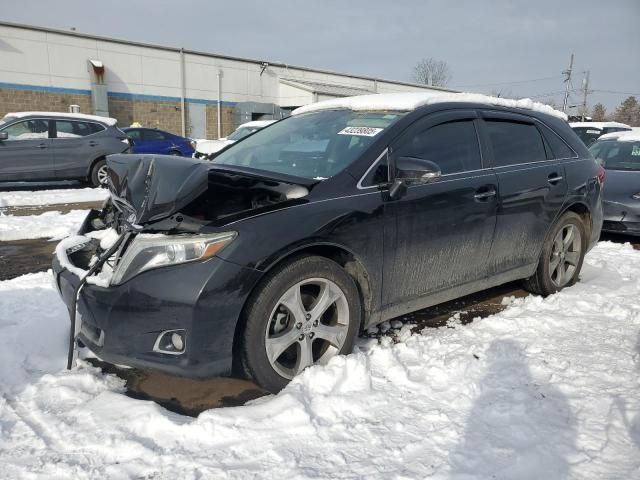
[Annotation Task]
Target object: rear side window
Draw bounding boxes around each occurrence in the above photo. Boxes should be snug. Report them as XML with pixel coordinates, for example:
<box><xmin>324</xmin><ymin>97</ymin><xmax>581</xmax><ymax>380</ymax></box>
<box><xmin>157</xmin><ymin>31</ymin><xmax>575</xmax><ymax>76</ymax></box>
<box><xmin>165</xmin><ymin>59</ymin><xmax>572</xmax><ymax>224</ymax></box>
<box><xmin>143</xmin><ymin>130</ymin><xmax>166</xmax><ymax>141</ymax></box>
<box><xmin>394</xmin><ymin>120</ymin><xmax>481</xmax><ymax>174</ymax></box>
<box><xmin>1</xmin><ymin>119</ymin><xmax>49</xmax><ymax>140</ymax></box>
<box><xmin>484</xmin><ymin>120</ymin><xmax>547</xmax><ymax>166</ymax></box>
<box><xmin>539</xmin><ymin>124</ymin><xmax>576</xmax><ymax>159</ymax></box>
<box><xmin>56</xmin><ymin>120</ymin><xmax>103</xmax><ymax>138</ymax></box>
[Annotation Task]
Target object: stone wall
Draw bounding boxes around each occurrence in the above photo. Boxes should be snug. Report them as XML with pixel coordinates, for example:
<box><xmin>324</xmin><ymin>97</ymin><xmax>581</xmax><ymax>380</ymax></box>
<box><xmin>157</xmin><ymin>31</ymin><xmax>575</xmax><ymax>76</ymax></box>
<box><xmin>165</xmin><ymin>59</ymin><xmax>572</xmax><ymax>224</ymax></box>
<box><xmin>205</xmin><ymin>104</ymin><xmax>236</xmax><ymax>139</ymax></box>
<box><xmin>0</xmin><ymin>88</ymin><xmax>91</xmax><ymax>118</ymax></box>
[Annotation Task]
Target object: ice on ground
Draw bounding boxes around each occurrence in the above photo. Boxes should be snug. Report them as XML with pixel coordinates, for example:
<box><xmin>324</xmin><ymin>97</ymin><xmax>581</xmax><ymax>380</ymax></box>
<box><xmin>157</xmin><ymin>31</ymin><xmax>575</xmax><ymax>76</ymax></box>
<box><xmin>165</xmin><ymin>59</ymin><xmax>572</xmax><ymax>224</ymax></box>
<box><xmin>293</xmin><ymin>92</ymin><xmax>568</xmax><ymax>120</ymax></box>
<box><xmin>0</xmin><ymin>187</ymin><xmax>108</xmax><ymax>207</ymax></box>
<box><xmin>0</xmin><ymin>242</ymin><xmax>639</xmax><ymax>478</ymax></box>
<box><xmin>0</xmin><ymin>209</ymin><xmax>88</xmax><ymax>241</ymax></box>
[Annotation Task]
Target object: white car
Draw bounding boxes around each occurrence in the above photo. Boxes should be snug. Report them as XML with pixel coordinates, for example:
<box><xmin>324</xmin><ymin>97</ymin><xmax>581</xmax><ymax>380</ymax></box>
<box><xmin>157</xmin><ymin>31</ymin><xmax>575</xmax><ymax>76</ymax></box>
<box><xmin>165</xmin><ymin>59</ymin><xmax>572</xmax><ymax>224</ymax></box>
<box><xmin>193</xmin><ymin>120</ymin><xmax>276</xmax><ymax>158</ymax></box>
<box><xmin>569</xmin><ymin>121</ymin><xmax>631</xmax><ymax>146</ymax></box>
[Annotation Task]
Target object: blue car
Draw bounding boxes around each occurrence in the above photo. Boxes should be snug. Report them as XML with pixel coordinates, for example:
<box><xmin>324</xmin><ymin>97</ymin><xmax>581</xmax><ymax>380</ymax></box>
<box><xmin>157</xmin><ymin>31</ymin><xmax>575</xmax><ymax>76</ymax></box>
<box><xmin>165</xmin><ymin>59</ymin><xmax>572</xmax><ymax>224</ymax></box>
<box><xmin>123</xmin><ymin>127</ymin><xmax>195</xmax><ymax>157</ymax></box>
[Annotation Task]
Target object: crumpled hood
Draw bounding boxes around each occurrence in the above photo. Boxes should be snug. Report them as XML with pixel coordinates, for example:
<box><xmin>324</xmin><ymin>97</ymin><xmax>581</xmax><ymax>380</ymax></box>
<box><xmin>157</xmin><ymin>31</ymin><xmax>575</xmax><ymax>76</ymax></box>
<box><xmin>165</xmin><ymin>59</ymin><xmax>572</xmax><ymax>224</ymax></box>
<box><xmin>106</xmin><ymin>154</ymin><xmax>210</xmax><ymax>225</ymax></box>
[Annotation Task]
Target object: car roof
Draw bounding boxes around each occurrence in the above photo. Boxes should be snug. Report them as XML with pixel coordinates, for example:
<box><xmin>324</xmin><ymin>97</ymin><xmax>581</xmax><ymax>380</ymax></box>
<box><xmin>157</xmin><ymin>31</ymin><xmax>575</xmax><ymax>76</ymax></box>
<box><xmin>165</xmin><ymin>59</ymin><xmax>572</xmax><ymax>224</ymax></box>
<box><xmin>237</xmin><ymin>120</ymin><xmax>277</xmax><ymax>128</ymax></box>
<box><xmin>569</xmin><ymin>121</ymin><xmax>631</xmax><ymax>130</ymax></box>
<box><xmin>291</xmin><ymin>92</ymin><xmax>568</xmax><ymax>120</ymax></box>
<box><xmin>597</xmin><ymin>130</ymin><xmax>640</xmax><ymax>143</ymax></box>
<box><xmin>2</xmin><ymin>111</ymin><xmax>117</xmax><ymax>126</ymax></box>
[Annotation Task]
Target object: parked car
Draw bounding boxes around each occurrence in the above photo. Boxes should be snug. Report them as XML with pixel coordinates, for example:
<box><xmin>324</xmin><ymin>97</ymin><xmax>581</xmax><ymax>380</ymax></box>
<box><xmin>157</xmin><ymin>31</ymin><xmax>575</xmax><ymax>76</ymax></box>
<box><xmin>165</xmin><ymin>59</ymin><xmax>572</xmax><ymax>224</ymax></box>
<box><xmin>570</xmin><ymin>121</ymin><xmax>631</xmax><ymax>146</ymax></box>
<box><xmin>589</xmin><ymin>130</ymin><xmax>640</xmax><ymax>235</ymax></box>
<box><xmin>53</xmin><ymin>93</ymin><xmax>603</xmax><ymax>393</ymax></box>
<box><xmin>123</xmin><ymin>127</ymin><xmax>195</xmax><ymax>157</ymax></box>
<box><xmin>193</xmin><ymin>120</ymin><xmax>276</xmax><ymax>158</ymax></box>
<box><xmin>0</xmin><ymin>112</ymin><xmax>129</xmax><ymax>186</ymax></box>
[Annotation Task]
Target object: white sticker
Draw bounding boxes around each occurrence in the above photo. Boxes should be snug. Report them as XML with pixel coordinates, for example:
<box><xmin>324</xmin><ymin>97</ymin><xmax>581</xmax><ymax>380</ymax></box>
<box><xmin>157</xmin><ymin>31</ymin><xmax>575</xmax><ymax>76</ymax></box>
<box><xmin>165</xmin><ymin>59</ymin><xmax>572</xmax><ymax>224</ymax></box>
<box><xmin>632</xmin><ymin>145</ymin><xmax>640</xmax><ymax>156</ymax></box>
<box><xmin>338</xmin><ymin>126</ymin><xmax>383</xmax><ymax>137</ymax></box>
<box><xmin>586</xmin><ymin>130</ymin><xmax>601</xmax><ymax>134</ymax></box>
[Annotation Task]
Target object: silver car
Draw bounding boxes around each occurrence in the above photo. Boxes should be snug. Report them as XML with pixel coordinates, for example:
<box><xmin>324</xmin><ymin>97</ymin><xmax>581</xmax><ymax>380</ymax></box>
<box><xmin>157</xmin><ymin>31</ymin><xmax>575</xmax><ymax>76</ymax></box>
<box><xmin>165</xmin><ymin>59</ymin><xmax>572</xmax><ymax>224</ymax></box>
<box><xmin>0</xmin><ymin>112</ymin><xmax>130</xmax><ymax>186</ymax></box>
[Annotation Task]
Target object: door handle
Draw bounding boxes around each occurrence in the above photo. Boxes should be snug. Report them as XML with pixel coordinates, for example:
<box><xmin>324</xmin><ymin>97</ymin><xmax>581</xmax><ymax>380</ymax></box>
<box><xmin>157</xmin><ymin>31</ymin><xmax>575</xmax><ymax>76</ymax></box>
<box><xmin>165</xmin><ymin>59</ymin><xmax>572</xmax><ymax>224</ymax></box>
<box><xmin>474</xmin><ymin>187</ymin><xmax>497</xmax><ymax>201</ymax></box>
<box><xmin>548</xmin><ymin>173</ymin><xmax>563</xmax><ymax>185</ymax></box>
<box><xmin>37</xmin><ymin>143</ymin><xmax>47</xmax><ymax>149</ymax></box>
<box><xmin>88</xmin><ymin>142</ymin><xmax>98</xmax><ymax>147</ymax></box>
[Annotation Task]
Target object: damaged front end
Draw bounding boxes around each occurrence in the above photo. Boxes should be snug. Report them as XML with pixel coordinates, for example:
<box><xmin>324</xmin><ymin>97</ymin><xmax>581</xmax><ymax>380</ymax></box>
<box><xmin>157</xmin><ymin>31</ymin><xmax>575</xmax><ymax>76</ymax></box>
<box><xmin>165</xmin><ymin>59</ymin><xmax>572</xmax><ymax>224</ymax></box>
<box><xmin>55</xmin><ymin>154</ymin><xmax>314</xmax><ymax>369</ymax></box>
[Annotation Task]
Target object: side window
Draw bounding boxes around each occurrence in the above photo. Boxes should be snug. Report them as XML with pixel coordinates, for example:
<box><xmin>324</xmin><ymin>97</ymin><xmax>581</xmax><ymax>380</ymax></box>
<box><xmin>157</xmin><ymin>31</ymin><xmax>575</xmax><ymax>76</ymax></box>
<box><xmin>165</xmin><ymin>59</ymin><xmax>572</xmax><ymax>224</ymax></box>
<box><xmin>1</xmin><ymin>119</ymin><xmax>49</xmax><ymax>140</ymax></box>
<box><xmin>484</xmin><ymin>120</ymin><xmax>547</xmax><ymax>166</ymax></box>
<box><xmin>143</xmin><ymin>130</ymin><xmax>166</xmax><ymax>141</ymax></box>
<box><xmin>126</xmin><ymin>129</ymin><xmax>142</xmax><ymax>141</ymax></box>
<box><xmin>56</xmin><ymin>121</ymin><xmax>97</xmax><ymax>138</ymax></box>
<box><xmin>360</xmin><ymin>152</ymin><xmax>389</xmax><ymax>187</ymax></box>
<box><xmin>89</xmin><ymin>123</ymin><xmax>105</xmax><ymax>134</ymax></box>
<box><xmin>394</xmin><ymin>120</ymin><xmax>481</xmax><ymax>175</ymax></box>
<box><xmin>539</xmin><ymin>124</ymin><xmax>576</xmax><ymax>159</ymax></box>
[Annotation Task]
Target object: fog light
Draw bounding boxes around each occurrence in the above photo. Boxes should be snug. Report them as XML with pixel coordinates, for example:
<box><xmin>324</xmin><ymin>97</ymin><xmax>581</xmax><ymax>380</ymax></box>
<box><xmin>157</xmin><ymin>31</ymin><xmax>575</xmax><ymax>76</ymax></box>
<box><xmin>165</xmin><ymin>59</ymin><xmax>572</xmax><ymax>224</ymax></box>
<box><xmin>153</xmin><ymin>329</ymin><xmax>186</xmax><ymax>355</ymax></box>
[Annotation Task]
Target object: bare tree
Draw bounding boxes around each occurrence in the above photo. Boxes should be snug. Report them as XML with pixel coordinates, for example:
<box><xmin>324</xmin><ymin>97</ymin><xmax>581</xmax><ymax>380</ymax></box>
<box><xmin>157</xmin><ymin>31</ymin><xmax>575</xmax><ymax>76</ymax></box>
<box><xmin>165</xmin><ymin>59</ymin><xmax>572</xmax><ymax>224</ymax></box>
<box><xmin>591</xmin><ymin>103</ymin><xmax>607</xmax><ymax>122</ymax></box>
<box><xmin>490</xmin><ymin>88</ymin><xmax>515</xmax><ymax>99</ymax></box>
<box><xmin>412</xmin><ymin>58</ymin><xmax>452</xmax><ymax>87</ymax></box>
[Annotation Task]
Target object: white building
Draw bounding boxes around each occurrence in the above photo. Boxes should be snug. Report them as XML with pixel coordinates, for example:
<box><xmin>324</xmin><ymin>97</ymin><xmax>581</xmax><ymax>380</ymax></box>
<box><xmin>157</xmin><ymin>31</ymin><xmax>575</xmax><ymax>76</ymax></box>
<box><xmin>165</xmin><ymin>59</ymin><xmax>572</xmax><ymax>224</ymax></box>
<box><xmin>0</xmin><ymin>21</ymin><xmax>456</xmax><ymax>139</ymax></box>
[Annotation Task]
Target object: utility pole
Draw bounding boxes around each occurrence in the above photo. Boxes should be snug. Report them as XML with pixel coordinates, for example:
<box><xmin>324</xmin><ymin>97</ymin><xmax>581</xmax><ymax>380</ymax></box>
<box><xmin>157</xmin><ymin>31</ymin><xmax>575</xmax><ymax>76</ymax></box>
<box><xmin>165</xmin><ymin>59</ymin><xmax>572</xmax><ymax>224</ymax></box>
<box><xmin>580</xmin><ymin>71</ymin><xmax>591</xmax><ymax>121</ymax></box>
<box><xmin>562</xmin><ymin>53</ymin><xmax>574</xmax><ymax>113</ymax></box>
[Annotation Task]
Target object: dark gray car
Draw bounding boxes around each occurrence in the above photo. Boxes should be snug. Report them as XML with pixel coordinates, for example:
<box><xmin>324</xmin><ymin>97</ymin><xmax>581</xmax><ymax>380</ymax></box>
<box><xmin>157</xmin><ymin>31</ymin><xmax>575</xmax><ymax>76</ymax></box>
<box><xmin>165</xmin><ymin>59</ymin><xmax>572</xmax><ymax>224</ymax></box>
<box><xmin>0</xmin><ymin>112</ymin><xmax>130</xmax><ymax>186</ymax></box>
<box><xmin>590</xmin><ymin>131</ymin><xmax>640</xmax><ymax>235</ymax></box>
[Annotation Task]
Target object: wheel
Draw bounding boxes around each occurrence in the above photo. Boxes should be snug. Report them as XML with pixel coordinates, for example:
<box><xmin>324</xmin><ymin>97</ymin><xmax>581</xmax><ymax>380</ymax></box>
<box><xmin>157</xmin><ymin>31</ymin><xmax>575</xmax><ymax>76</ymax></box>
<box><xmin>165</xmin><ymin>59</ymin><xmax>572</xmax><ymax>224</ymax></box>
<box><xmin>90</xmin><ymin>159</ymin><xmax>109</xmax><ymax>187</ymax></box>
<box><xmin>523</xmin><ymin>212</ymin><xmax>586</xmax><ymax>296</ymax></box>
<box><xmin>238</xmin><ymin>256</ymin><xmax>361</xmax><ymax>393</ymax></box>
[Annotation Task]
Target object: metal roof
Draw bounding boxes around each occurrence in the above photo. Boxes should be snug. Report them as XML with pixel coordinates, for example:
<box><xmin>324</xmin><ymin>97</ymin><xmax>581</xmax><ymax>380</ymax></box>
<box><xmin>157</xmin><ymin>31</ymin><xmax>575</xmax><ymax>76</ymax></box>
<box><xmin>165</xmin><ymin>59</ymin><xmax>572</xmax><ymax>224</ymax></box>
<box><xmin>280</xmin><ymin>78</ymin><xmax>375</xmax><ymax>97</ymax></box>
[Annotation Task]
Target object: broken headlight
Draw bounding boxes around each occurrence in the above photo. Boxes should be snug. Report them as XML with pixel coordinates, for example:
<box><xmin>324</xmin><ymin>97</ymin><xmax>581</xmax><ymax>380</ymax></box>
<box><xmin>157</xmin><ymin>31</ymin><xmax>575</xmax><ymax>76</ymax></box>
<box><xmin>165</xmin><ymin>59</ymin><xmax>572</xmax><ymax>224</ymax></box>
<box><xmin>111</xmin><ymin>232</ymin><xmax>236</xmax><ymax>285</ymax></box>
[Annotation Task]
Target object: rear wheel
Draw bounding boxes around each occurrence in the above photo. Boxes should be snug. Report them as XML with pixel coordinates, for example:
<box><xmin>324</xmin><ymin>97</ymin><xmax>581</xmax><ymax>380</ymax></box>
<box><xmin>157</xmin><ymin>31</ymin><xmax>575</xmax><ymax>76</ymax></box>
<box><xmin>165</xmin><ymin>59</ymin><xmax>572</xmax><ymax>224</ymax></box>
<box><xmin>90</xmin><ymin>159</ymin><xmax>108</xmax><ymax>187</ymax></box>
<box><xmin>523</xmin><ymin>212</ymin><xmax>586</xmax><ymax>295</ymax></box>
<box><xmin>238</xmin><ymin>256</ymin><xmax>361</xmax><ymax>393</ymax></box>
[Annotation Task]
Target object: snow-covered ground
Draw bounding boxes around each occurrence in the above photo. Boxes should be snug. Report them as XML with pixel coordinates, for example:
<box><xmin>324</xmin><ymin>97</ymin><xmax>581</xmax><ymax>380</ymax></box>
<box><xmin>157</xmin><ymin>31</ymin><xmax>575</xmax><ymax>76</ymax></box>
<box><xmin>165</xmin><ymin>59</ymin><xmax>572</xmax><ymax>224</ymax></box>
<box><xmin>0</xmin><ymin>210</ymin><xmax>89</xmax><ymax>241</ymax></box>
<box><xmin>0</xmin><ymin>187</ymin><xmax>108</xmax><ymax>207</ymax></box>
<box><xmin>0</xmin><ymin>242</ymin><xmax>639</xmax><ymax>479</ymax></box>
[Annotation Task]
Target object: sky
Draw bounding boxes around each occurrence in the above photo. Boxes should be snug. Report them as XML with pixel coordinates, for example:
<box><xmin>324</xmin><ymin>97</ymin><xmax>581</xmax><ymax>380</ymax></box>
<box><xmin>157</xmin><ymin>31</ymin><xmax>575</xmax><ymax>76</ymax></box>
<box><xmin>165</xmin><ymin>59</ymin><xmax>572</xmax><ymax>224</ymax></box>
<box><xmin>3</xmin><ymin>0</ymin><xmax>639</xmax><ymax>113</ymax></box>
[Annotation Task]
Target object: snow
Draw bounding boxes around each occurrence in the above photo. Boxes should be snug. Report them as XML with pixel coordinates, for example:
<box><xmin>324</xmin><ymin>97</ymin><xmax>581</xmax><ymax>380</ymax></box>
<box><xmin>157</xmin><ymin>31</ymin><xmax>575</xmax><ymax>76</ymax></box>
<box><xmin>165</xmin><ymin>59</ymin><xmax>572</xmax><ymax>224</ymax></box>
<box><xmin>0</xmin><ymin>241</ymin><xmax>639</xmax><ymax>478</ymax></box>
<box><xmin>2</xmin><ymin>111</ymin><xmax>118</xmax><ymax>126</ymax></box>
<box><xmin>569</xmin><ymin>121</ymin><xmax>632</xmax><ymax>130</ymax></box>
<box><xmin>292</xmin><ymin>92</ymin><xmax>569</xmax><ymax>120</ymax></box>
<box><xmin>0</xmin><ymin>209</ymin><xmax>89</xmax><ymax>241</ymax></box>
<box><xmin>599</xmin><ymin>130</ymin><xmax>640</xmax><ymax>143</ymax></box>
<box><xmin>0</xmin><ymin>187</ymin><xmax>108</xmax><ymax>207</ymax></box>
<box><xmin>238</xmin><ymin>120</ymin><xmax>277</xmax><ymax>128</ymax></box>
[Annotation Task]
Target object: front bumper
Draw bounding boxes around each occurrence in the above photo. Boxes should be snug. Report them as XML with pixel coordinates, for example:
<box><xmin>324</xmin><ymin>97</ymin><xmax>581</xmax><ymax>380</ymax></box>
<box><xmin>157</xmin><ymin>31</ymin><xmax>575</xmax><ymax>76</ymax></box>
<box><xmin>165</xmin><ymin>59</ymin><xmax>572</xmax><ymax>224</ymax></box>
<box><xmin>53</xmin><ymin>237</ymin><xmax>262</xmax><ymax>378</ymax></box>
<box><xmin>602</xmin><ymin>199</ymin><xmax>640</xmax><ymax>236</ymax></box>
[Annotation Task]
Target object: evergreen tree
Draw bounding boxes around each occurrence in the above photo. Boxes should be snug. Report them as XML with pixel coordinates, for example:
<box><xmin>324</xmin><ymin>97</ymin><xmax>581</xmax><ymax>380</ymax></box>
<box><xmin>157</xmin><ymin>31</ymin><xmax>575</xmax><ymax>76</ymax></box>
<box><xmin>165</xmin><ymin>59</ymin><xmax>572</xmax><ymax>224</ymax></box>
<box><xmin>613</xmin><ymin>96</ymin><xmax>640</xmax><ymax>126</ymax></box>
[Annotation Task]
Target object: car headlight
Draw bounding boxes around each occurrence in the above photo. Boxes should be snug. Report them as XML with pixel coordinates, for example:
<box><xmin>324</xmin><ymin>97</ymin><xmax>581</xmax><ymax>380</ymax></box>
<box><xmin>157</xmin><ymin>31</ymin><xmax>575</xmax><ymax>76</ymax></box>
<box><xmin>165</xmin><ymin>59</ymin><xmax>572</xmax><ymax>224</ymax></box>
<box><xmin>111</xmin><ymin>232</ymin><xmax>236</xmax><ymax>285</ymax></box>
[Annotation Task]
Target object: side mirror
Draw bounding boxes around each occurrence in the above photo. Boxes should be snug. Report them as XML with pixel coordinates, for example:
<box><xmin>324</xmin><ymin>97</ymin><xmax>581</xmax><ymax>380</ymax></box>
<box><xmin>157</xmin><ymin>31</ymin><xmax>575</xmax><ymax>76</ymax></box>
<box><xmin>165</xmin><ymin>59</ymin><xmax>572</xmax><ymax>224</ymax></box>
<box><xmin>0</xmin><ymin>132</ymin><xmax>8</xmax><ymax>141</ymax></box>
<box><xmin>389</xmin><ymin>156</ymin><xmax>441</xmax><ymax>199</ymax></box>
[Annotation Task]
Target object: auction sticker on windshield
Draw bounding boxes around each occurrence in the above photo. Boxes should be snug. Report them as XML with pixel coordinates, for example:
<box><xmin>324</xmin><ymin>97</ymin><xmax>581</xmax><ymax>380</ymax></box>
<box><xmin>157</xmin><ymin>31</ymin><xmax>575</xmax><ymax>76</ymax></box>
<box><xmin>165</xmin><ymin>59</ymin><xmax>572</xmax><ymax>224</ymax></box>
<box><xmin>338</xmin><ymin>126</ymin><xmax>383</xmax><ymax>137</ymax></box>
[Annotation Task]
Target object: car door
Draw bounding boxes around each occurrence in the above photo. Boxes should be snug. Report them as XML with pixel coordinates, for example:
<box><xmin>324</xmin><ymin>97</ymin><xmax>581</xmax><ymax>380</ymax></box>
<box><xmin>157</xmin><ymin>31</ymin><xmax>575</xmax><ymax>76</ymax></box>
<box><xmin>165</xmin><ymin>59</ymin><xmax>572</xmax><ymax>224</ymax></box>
<box><xmin>382</xmin><ymin>110</ymin><xmax>498</xmax><ymax>311</ymax></box>
<box><xmin>0</xmin><ymin>118</ymin><xmax>53</xmax><ymax>181</ymax></box>
<box><xmin>478</xmin><ymin>111</ymin><xmax>568</xmax><ymax>275</ymax></box>
<box><xmin>51</xmin><ymin>120</ymin><xmax>105</xmax><ymax>179</ymax></box>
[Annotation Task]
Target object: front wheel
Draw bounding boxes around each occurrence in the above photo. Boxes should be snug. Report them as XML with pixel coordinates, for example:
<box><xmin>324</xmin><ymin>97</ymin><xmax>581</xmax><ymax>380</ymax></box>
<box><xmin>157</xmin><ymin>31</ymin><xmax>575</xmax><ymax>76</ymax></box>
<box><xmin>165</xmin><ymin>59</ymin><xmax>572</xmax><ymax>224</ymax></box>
<box><xmin>90</xmin><ymin>159</ymin><xmax>108</xmax><ymax>187</ymax></box>
<box><xmin>523</xmin><ymin>212</ymin><xmax>586</xmax><ymax>296</ymax></box>
<box><xmin>238</xmin><ymin>256</ymin><xmax>361</xmax><ymax>393</ymax></box>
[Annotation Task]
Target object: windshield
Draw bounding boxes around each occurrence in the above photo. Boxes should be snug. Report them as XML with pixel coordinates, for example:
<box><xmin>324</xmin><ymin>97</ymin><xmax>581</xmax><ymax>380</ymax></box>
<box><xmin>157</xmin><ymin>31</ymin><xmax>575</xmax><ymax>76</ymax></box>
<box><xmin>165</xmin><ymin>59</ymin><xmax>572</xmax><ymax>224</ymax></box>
<box><xmin>227</xmin><ymin>126</ymin><xmax>259</xmax><ymax>141</ymax></box>
<box><xmin>213</xmin><ymin>110</ymin><xmax>404</xmax><ymax>179</ymax></box>
<box><xmin>590</xmin><ymin>140</ymin><xmax>640</xmax><ymax>171</ymax></box>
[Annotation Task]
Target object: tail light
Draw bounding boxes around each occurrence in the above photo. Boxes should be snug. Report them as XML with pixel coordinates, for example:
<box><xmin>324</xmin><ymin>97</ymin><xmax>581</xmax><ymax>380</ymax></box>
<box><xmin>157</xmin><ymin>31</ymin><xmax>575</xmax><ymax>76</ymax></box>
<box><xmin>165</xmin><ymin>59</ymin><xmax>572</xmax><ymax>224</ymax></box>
<box><xmin>596</xmin><ymin>165</ymin><xmax>605</xmax><ymax>185</ymax></box>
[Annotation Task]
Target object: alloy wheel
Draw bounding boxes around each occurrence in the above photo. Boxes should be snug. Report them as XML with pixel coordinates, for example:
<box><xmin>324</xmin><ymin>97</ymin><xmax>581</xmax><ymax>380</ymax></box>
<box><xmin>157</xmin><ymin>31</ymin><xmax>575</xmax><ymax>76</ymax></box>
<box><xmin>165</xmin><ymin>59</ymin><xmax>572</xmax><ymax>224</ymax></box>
<box><xmin>264</xmin><ymin>278</ymin><xmax>349</xmax><ymax>379</ymax></box>
<box><xmin>96</xmin><ymin>165</ymin><xmax>109</xmax><ymax>186</ymax></box>
<box><xmin>549</xmin><ymin>224</ymin><xmax>582</xmax><ymax>288</ymax></box>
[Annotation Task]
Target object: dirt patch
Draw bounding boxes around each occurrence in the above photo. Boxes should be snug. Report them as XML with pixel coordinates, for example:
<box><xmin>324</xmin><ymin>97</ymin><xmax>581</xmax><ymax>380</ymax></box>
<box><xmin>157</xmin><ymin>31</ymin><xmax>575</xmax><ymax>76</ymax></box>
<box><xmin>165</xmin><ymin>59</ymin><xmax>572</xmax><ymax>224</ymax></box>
<box><xmin>0</xmin><ymin>238</ymin><xmax>57</xmax><ymax>280</ymax></box>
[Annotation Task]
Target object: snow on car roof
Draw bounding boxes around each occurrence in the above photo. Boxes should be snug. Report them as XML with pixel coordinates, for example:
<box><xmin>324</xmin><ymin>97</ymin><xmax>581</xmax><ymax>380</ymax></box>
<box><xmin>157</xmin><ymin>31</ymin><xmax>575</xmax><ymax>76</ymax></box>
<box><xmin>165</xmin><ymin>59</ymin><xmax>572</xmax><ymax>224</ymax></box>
<box><xmin>2</xmin><ymin>111</ymin><xmax>118</xmax><ymax>126</ymax></box>
<box><xmin>597</xmin><ymin>130</ymin><xmax>640</xmax><ymax>142</ymax></box>
<box><xmin>238</xmin><ymin>120</ymin><xmax>277</xmax><ymax>128</ymax></box>
<box><xmin>292</xmin><ymin>92</ymin><xmax>568</xmax><ymax>120</ymax></box>
<box><xmin>569</xmin><ymin>121</ymin><xmax>632</xmax><ymax>130</ymax></box>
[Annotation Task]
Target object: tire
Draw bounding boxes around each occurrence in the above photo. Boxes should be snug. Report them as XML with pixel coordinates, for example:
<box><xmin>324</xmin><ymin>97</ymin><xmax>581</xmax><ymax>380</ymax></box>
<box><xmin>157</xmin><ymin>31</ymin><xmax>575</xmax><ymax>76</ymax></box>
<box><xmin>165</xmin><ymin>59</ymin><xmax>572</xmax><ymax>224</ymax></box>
<box><xmin>238</xmin><ymin>256</ymin><xmax>361</xmax><ymax>393</ymax></box>
<box><xmin>89</xmin><ymin>159</ymin><xmax>108</xmax><ymax>187</ymax></box>
<box><xmin>522</xmin><ymin>212</ymin><xmax>587</xmax><ymax>296</ymax></box>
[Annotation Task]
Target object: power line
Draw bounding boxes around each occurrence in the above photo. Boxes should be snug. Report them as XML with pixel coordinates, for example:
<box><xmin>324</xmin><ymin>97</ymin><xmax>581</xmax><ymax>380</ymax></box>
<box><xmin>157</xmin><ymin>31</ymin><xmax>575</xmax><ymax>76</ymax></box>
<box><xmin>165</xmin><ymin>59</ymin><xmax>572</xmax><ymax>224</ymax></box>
<box><xmin>453</xmin><ymin>76</ymin><xmax>562</xmax><ymax>89</ymax></box>
<box><xmin>591</xmin><ymin>89</ymin><xmax>640</xmax><ymax>96</ymax></box>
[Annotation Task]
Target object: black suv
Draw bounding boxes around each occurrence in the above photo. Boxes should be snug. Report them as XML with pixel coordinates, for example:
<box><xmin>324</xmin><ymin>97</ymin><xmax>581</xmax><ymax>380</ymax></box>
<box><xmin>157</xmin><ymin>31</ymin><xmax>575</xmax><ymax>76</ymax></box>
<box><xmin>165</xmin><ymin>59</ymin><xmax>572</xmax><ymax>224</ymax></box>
<box><xmin>0</xmin><ymin>112</ymin><xmax>130</xmax><ymax>186</ymax></box>
<box><xmin>53</xmin><ymin>94</ymin><xmax>603</xmax><ymax>392</ymax></box>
